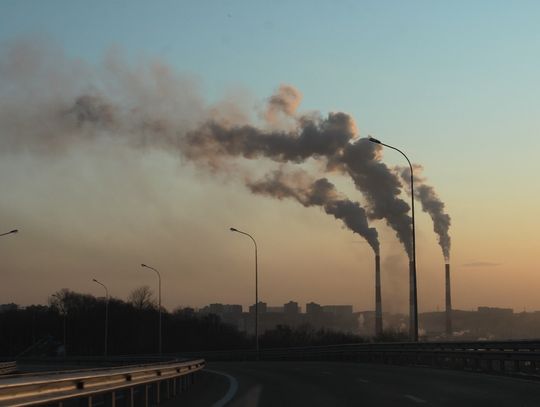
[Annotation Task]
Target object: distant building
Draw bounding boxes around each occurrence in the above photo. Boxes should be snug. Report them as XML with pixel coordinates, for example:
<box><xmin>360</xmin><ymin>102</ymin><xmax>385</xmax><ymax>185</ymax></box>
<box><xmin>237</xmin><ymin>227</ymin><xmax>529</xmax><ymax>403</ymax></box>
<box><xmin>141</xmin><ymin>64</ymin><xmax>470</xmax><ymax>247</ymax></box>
<box><xmin>249</xmin><ymin>302</ymin><xmax>267</xmax><ymax>314</ymax></box>
<box><xmin>322</xmin><ymin>305</ymin><xmax>353</xmax><ymax>316</ymax></box>
<box><xmin>197</xmin><ymin>300</ymin><xmax>356</xmax><ymax>335</ymax></box>
<box><xmin>284</xmin><ymin>301</ymin><xmax>300</xmax><ymax>314</ymax></box>
<box><xmin>207</xmin><ymin>303</ymin><xmax>225</xmax><ymax>315</ymax></box>
<box><xmin>224</xmin><ymin>304</ymin><xmax>243</xmax><ymax>314</ymax></box>
<box><xmin>199</xmin><ymin>303</ymin><xmax>242</xmax><ymax>316</ymax></box>
<box><xmin>306</xmin><ymin>302</ymin><xmax>322</xmax><ymax>315</ymax></box>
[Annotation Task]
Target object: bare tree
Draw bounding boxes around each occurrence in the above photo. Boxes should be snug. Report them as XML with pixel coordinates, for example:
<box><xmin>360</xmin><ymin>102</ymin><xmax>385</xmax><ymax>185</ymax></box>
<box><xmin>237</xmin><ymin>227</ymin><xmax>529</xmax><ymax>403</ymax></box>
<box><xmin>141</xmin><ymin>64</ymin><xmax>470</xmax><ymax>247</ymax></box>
<box><xmin>128</xmin><ymin>286</ymin><xmax>156</xmax><ymax>310</ymax></box>
<box><xmin>49</xmin><ymin>288</ymin><xmax>70</xmax><ymax>315</ymax></box>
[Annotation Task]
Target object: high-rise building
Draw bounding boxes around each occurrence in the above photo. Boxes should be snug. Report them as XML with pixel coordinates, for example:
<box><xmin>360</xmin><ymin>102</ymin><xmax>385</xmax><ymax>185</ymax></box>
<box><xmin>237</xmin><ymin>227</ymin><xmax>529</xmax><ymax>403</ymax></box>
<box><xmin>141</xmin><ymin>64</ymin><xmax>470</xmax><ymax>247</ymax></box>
<box><xmin>284</xmin><ymin>301</ymin><xmax>300</xmax><ymax>314</ymax></box>
<box><xmin>306</xmin><ymin>302</ymin><xmax>322</xmax><ymax>315</ymax></box>
<box><xmin>249</xmin><ymin>302</ymin><xmax>267</xmax><ymax>314</ymax></box>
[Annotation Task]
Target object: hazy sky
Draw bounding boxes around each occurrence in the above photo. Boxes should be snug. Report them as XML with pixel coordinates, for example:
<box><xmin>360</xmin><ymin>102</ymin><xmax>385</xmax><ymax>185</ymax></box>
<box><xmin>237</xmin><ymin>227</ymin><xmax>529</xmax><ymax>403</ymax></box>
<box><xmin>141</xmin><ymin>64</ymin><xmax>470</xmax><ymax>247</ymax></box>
<box><xmin>1</xmin><ymin>1</ymin><xmax>539</xmax><ymax>314</ymax></box>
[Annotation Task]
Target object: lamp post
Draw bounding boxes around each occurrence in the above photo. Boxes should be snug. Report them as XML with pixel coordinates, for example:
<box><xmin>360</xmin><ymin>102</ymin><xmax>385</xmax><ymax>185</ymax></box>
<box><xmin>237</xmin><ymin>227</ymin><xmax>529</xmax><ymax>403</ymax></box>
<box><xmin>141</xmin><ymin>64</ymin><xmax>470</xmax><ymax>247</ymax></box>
<box><xmin>92</xmin><ymin>279</ymin><xmax>109</xmax><ymax>357</ymax></box>
<box><xmin>368</xmin><ymin>137</ymin><xmax>418</xmax><ymax>342</ymax></box>
<box><xmin>229</xmin><ymin>227</ymin><xmax>259</xmax><ymax>358</ymax></box>
<box><xmin>0</xmin><ymin>229</ymin><xmax>18</xmax><ymax>237</ymax></box>
<box><xmin>141</xmin><ymin>263</ymin><xmax>162</xmax><ymax>355</ymax></box>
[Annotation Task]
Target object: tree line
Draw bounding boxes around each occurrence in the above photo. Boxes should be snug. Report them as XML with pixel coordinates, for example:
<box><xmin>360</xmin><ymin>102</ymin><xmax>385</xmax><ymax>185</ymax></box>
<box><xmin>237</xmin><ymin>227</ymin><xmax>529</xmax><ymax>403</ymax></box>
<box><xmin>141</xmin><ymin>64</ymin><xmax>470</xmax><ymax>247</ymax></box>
<box><xmin>0</xmin><ymin>287</ymin><xmax>248</xmax><ymax>357</ymax></box>
<box><xmin>1</xmin><ymin>288</ymin><xmax>406</xmax><ymax>358</ymax></box>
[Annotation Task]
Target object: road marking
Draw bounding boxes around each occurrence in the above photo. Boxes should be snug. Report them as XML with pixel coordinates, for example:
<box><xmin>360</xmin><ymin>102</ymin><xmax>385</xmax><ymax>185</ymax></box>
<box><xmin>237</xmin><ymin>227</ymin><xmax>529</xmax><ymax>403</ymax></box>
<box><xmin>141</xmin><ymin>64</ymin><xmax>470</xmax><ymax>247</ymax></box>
<box><xmin>404</xmin><ymin>394</ymin><xmax>427</xmax><ymax>403</ymax></box>
<box><xmin>356</xmin><ymin>378</ymin><xmax>370</xmax><ymax>383</ymax></box>
<box><xmin>206</xmin><ymin>369</ymin><xmax>239</xmax><ymax>407</ymax></box>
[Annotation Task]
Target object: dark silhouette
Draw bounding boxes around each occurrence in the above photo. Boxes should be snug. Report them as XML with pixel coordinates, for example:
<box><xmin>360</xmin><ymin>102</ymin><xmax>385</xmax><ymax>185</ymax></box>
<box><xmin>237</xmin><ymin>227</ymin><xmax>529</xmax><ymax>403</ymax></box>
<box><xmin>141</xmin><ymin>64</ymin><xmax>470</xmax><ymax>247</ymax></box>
<box><xmin>0</xmin><ymin>289</ymin><xmax>249</xmax><ymax>357</ymax></box>
<box><xmin>260</xmin><ymin>324</ymin><xmax>365</xmax><ymax>348</ymax></box>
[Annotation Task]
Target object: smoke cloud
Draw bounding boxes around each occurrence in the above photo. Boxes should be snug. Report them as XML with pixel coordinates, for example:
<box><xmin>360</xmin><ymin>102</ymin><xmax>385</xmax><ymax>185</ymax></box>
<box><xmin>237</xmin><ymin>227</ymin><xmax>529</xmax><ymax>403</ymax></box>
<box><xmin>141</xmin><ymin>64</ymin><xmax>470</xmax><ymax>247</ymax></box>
<box><xmin>397</xmin><ymin>165</ymin><xmax>451</xmax><ymax>260</ymax></box>
<box><xmin>247</xmin><ymin>169</ymin><xmax>380</xmax><ymax>254</ymax></box>
<box><xmin>265</xmin><ymin>84</ymin><xmax>302</xmax><ymax>125</ymax></box>
<box><xmin>0</xmin><ymin>39</ymin><xmax>205</xmax><ymax>154</ymax></box>
<box><xmin>185</xmin><ymin>109</ymin><xmax>412</xmax><ymax>257</ymax></box>
<box><xmin>0</xmin><ymin>40</ymin><xmax>416</xmax><ymax>258</ymax></box>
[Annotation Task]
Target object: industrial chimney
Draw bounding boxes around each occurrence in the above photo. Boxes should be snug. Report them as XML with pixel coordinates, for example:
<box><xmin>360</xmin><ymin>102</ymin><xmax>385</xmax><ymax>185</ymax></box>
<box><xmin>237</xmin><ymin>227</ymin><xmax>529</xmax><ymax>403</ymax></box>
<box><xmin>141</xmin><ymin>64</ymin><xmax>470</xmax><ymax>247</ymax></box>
<box><xmin>445</xmin><ymin>263</ymin><xmax>452</xmax><ymax>336</ymax></box>
<box><xmin>375</xmin><ymin>254</ymin><xmax>382</xmax><ymax>337</ymax></box>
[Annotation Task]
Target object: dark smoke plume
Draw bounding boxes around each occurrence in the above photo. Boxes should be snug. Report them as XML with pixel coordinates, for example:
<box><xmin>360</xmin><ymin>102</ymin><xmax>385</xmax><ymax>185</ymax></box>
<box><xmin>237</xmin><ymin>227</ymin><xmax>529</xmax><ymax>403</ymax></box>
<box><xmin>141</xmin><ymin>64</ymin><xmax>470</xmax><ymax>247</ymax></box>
<box><xmin>339</xmin><ymin>140</ymin><xmax>412</xmax><ymax>257</ymax></box>
<box><xmin>184</xmin><ymin>111</ymin><xmax>356</xmax><ymax>164</ymax></box>
<box><xmin>64</xmin><ymin>86</ymin><xmax>413</xmax><ymax>256</ymax></box>
<box><xmin>185</xmin><ymin>92</ymin><xmax>413</xmax><ymax>257</ymax></box>
<box><xmin>397</xmin><ymin>165</ymin><xmax>451</xmax><ymax>260</ymax></box>
<box><xmin>0</xmin><ymin>42</ymin><xmax>413</xmax><ymax>256</ymax></box>
<box><xmin>247</xmin><ymin>169</ymin><xmax>380</xmax><ymax>254</ymax></box>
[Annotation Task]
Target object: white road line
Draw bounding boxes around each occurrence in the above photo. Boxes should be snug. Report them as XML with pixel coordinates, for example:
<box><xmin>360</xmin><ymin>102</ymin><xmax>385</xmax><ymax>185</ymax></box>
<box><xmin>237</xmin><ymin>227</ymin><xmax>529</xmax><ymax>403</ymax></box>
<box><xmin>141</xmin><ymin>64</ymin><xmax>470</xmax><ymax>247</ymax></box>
<box><xmin>356</xmin><ymin>378</ymin><xmax>370</xmax><ymax>383</ymax></box>
<box><xmin>404</xmin><ymin>394</ymin><xmax>427</xmax><ymax>404</ymax></box>
<box><xmin>206</xmin><ymin>369</ymin><xmax>239</xmax><ymax>407</ymax></box>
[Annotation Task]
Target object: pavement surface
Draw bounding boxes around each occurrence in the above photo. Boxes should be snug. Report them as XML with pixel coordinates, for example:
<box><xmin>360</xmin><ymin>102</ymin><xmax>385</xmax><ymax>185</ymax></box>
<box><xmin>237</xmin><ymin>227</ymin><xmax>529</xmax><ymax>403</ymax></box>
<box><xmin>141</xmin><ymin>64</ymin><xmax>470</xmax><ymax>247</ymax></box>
<box><xmin>171</xmin><ymin>361</ymin><xmax>540</xmax><ymax>407</ymax></box>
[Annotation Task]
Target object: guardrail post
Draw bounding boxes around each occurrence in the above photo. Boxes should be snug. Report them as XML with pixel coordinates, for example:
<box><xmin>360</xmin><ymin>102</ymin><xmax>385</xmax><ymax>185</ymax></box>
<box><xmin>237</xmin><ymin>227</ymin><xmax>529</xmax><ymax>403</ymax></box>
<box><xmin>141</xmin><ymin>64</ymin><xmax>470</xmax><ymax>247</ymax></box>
<box><xmin>126</xmin><ymin>387</ymin><xmax>135</xmax><ymax>407</ymax></box>
<box><xmin>144</xmin><ymin>384</ymin><xmax>149</xmax><ymax>407</ymax></box>
<box><xmin>79</xmin><ymin>396</ymin><xmax>92</xmax><ymax>407</ymax></box>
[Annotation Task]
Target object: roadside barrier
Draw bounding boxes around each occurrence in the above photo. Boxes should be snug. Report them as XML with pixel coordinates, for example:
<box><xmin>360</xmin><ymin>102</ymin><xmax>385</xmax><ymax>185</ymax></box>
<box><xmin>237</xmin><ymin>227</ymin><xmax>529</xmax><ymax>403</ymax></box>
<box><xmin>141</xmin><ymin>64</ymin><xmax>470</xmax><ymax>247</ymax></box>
<box><xmin>0</xmin><ymin>362</ymin><xmax>16</xmax><ymax>375</ymax></box>
<box><xmin>0</xmin><ymin>358</ymin><xmax>205</xmax><ymax>406</ymax></box>
<box><xmin>182</xmin><ymin>340</ymin><xmax>540</xmax><ymax>376</ymax></box>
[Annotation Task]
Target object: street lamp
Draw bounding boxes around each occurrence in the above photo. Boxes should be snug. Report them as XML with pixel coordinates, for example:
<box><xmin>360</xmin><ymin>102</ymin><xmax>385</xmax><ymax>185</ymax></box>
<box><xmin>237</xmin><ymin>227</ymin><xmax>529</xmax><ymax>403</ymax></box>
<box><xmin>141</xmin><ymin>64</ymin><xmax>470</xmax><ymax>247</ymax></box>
<box><xmin>229</xmin><ymin>227</ymin><xmax>259</xmax><ymax>358</ymax></box>
<box><xmin>0</xmin><ymin>229</ymin><xmax>18</xmax><ymax>237</ymax></box>
<box><xmin>141</xmin><ymin>263</ymin><xmax>162</xmax><ymax>355</ymax></box>
<box><xmin>92</xmin><ymin>278</ymin><xmax>109</xmax><ymax>357</ymax></box>
<box><xmin>368</xmin><ymin>136</ymin><xmax>418</xmax><ymax>342</ymax></box>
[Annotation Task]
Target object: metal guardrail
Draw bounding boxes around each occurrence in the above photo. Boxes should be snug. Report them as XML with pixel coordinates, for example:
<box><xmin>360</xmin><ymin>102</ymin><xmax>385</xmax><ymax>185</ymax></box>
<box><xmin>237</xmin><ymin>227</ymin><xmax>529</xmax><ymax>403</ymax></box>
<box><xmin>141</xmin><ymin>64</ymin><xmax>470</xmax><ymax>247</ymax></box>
<box><xmin>0</xmin><ymin>358</ymin><xmax>205</xmax><ymax>407</ymax></box>
<box><xmin>0</xmin><ymin>362</ymin><xmax>16</xmax><ymax>375</ymax></box>
<box><xmin>182</xmin><ymin>339</ymin><xmax>540</xmax><ymax>377</ymax></box>
<box><xmin>15</xmin><ymin>355</ymin><xmax>175</xmax><ymax>369</ymax></box>
<box><xmin>257</xmin><ymin>345</ymin><xmax>540</xmax><ymax>376</ymax></box>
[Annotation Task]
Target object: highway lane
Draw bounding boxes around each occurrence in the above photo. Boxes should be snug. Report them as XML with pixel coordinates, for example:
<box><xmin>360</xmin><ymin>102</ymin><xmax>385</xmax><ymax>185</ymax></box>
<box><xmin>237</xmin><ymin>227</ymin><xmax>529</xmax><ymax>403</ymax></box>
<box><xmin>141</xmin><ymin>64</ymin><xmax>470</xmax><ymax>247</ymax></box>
<box><xmin>175</xmin><ymin>361</ymin><xmax>540</xmax><ymax>406</ymax></box>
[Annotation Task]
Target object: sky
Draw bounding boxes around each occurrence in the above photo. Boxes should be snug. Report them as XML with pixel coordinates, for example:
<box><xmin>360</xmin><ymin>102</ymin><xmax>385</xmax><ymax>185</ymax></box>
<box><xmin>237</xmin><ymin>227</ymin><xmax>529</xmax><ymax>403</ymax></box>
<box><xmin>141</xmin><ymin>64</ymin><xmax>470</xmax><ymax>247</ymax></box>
<box><xmin>0</xmin><ymin>0</ymin><xmax>539</xmax><ymax>314</ymax></box>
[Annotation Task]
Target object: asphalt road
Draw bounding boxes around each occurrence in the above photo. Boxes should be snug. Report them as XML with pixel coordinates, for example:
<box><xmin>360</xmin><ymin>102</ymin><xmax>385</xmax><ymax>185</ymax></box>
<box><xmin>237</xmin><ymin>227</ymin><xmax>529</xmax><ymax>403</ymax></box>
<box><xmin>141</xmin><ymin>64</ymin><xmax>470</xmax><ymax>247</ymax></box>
<box><xmin>172</xmin><ymin>361</ymin><xmax>540</xmax><ymax>407</ymax></box>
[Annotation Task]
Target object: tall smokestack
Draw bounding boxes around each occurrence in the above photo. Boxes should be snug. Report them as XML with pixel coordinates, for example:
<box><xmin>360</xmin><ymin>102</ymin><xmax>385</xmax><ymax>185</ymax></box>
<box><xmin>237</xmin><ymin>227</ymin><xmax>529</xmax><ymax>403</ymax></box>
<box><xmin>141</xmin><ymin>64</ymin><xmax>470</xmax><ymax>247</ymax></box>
<box><xmin>445</xmin><ymin>263</ymin><xmax>452</xmax><ymax>337</ymax></box>
<box><xmin>375</xmin><ymin>254</ymin><xmax>382</xmax><ymax>337</ymax></box>
<box><xmin>409</xmin><ymin>260</ymin><xmax>416</xmax><ymax>340</ymax></box>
